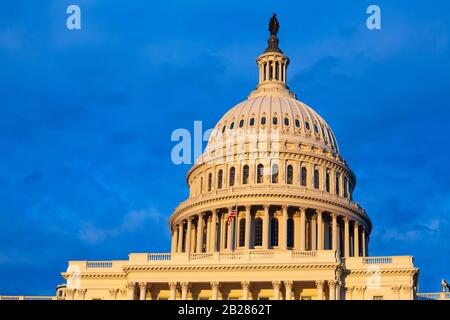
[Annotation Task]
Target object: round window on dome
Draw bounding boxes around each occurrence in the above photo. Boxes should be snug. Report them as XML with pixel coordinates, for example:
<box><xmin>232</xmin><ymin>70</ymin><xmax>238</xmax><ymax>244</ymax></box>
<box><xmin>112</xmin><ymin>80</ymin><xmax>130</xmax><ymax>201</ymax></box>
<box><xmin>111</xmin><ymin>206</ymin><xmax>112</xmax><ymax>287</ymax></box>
<box><xmin>284</xmin><ymin>118</ymin><xmax>289</xmax><ymax>126</ymax></box>
<box><xmin>239</xmin><ymin>119</ymin><xmax>245</xmax><ymax>128</ymax></box>
<box><xmin>249</xmin><ymin>118</ymin><xmax>255</xmax><ymax>126</ymax></box>
<box><xmin>230</xmin><ymin>122</ymin><xmax>235</xmax><ymax>130</ymax></box>
<box><xmin>273</xmin><ymin>117</ymin><xmax>278</xmax><ymax>125</ymax></box>
<box><xmin>261</xmin><ymin>117</ymin><xmax>266</xmax><ymax>125</ymax></box>
<box><xmin>295</xmin><ymin>119</ymin><xmax>301</xmax><ymax>128</ymax></box>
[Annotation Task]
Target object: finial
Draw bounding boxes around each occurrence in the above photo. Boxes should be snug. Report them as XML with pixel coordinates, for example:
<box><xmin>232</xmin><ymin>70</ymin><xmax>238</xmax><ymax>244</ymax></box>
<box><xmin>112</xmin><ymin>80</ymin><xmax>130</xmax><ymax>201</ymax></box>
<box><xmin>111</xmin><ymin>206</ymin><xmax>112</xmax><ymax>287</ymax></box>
<box><xmin>265</xmin><ymin>13</ymin><xmax>282</xmax><ymax>53</ymax></box>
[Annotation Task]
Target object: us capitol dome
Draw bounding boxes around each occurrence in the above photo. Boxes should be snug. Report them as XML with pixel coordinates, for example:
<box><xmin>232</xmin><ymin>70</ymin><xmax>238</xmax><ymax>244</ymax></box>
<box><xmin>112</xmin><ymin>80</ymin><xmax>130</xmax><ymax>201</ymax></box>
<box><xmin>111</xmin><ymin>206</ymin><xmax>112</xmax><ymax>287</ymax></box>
<box><xmin>31</xmin><ymin>15</ymin><xmax>419</xmax><ymax>301</ymax></box>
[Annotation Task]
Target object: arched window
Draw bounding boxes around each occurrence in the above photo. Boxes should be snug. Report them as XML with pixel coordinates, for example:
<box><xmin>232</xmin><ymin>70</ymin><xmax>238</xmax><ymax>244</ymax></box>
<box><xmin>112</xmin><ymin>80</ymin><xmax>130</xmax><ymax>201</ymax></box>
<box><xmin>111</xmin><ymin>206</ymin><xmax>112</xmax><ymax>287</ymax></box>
<box><xmin>222</xmin><ymin>125</ymin><xmax>226</xmax><ymax>133</ymax></box>
<box><xmin>343</xmin><ymin>176</ymin><xmax>348</xmax><ymax>198</ymax></box>
<box><xmin>217</xmin><ymin>170</ymin><xmax>223</xmax><ymax>189</ymax></box>
<box><xmin>275</xmin><ymin>61</ymin><xmax>279</xmax><ymax>80</ymax></box>
<box><xmin>239</xmin><ymin>119</ymin><xmax>244</xmax><ymax>128</ymax></box>
<box><xmin>314</xmin><ymin>169</ymin><xmax>320</xmax><ymax>189</ymax></box>
<box><xmin>229</xmin><ymin>167</ymin><xmax>235</xmax><ymax>187</ymax></box>
<box><xmin>287</xmin><ymin>217</ymin><xmax>294</xmax><ymax>248</ymax></box>
<box><xmin>301</xmin><ymin>167</ymin><xmax>307</xmax><ymax>187</ymax></box>
<box><xmin>272</xmin><ymin>117</ymin><xmax>278</xmax><ymax>125</ymax></box>
<box><xmin>305</xmin><ymin>121</ymin><xmax>311</xmax><ymax>131</ymax></box>
<box><xmin>335</xmin><ymin>173</ymin><xmax>340</xmax><ymax>195</ymax></box>
<box><xmin>208</xmin><ymin>173</ymin><xmax>212</xmax><ymax>191</ymax></box>
<box><xmin>271</xmin><ymin>164</ymin><xmax>279</xmax><ymax>183</ymax></box>
<box><xmin>254</xmin><ymin>218</ymin><xmax>263</xmax><ymax>246</ymax></box>
<box><xmin>287</xmin><ymin>165</ymin><xmax>293</xmax><ymax>184</ymax></box>
<box><xmin>326</xmin><ymin>171</ymin><xmax>330</xmax><ymax>192</ymax></box>
<box><xmin>230</xmin><ymin>122</ymin><xmax>235</xmax><ymax>130</ymax></box>
<box><xmin>295</xmin><ymin>119</ymin><xmax>301</xmax><ymax>128</ymax></box>
<box><xmin>284</xmin><ymin>117</ymin><xmax>289</xmax><ymax>126</ymax></box>
<box><xmin>270</xmin><ymin>217</ymin><xmax>279</xmax><ymax>247</ymax></box>
<box><xmin>242</xmin><ymin>165</ymin><xmax>249</xmax><ymax>185</ymax></box>
<box><xmin>314</xmin><ymin>124</ymin><xmax>319</xmax><ymax>134</ymax></box>
<box><xmin>261</xmin><ymin>117</ymin><xmax>266</xmax><ymax>125</ymax></box>
<box><xmin>257</xmin><ymin>164</ymin><xmax>264</xmax><ymax>184</ymax></box>
<box><xmin>249</xmin><ymin>118</ymin><xmax>255</xmax><ymax>126</ymax></box>
<box><xmin>239</xmin><ymin>219</ymin><xmax>246</xmax><ymax>247</ymax></box>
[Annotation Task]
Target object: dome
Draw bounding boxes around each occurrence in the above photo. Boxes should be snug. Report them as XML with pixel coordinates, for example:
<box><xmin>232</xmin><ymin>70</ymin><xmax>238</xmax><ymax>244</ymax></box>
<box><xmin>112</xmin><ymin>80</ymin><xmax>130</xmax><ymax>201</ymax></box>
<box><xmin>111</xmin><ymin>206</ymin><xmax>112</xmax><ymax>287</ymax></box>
<box><xmin>169</xmin><ymin>20</ymin><xmax>371</xmax><ymax>257</ymax></box>
<box><xmin>209</xmin><ymin>94</ymin><xmax>340</xmax><ymax>155</ymax></box>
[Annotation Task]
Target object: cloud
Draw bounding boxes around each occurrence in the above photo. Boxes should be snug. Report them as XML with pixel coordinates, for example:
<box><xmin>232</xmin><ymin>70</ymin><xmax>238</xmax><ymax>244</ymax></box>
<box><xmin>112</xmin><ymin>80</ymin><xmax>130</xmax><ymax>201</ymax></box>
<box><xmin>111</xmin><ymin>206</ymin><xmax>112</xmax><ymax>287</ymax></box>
<box><xmin>78</xmin><ymin>208</ymin><xmax>162</xmax><ymax>244</ymax></box>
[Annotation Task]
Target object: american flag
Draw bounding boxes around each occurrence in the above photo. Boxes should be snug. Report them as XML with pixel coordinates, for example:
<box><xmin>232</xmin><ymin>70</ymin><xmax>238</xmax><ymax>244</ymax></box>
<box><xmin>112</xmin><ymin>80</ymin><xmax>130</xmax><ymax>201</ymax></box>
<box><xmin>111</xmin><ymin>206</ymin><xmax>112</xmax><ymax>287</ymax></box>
<box><xmin>227</xmin><ymin>206</ymin><xmax>237</xmax><ymax>224</ymax></box>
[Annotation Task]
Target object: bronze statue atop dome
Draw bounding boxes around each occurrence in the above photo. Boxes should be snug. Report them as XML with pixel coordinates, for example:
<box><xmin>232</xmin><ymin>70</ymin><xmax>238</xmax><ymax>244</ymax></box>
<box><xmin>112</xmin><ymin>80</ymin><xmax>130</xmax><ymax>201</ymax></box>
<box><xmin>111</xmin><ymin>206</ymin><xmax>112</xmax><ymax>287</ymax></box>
<box><xmin>269</xmin><ymin>13</ymin><xmax>280</xmax><ymax>36</ymax></box>
<box><xmin>265</xmin><ymin>13</ymin><xmax>282</xmax><ymax>53</ymax></box>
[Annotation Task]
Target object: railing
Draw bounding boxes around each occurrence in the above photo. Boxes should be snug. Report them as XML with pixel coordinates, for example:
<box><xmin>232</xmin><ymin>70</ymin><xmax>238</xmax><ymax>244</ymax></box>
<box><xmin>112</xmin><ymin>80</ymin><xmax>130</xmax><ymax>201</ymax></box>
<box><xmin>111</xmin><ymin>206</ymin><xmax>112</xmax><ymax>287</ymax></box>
<box><xmin>0</xmin><ymin>296</ymin><xmax>20</xmax><ymax>300</ymax></box>
<box><xmin>86</xmin><ymin>261</ymin><xmax>113</xmax><ymax>268</ymax></box>
<box><xmin>364</xmin><ymin>257</ymin><xmax>392</xmax><ymax>264</ymax></box>
<box><xmin>292</xmin><ymin>250</ymin><xmax>318</xmax><ymax>258</ymax></box>
<box><xmin>219</xmin><ymin>252</ymin><xmax>245</xmax><ymax>260</ymax></box>
<box><xmin>189</xmin><ymin>253</ymin><xmax>214</xmax><ymax>260</ymax></box>
<box><xmin>0</xmin><ymin>296</ymin><xmax>55</xmax><ymax>300</ymax></box>
<box><xmin>148</xmin><ymin>253</ymin><xmax>171</xmax><ymax>261</ymax></box>
<box><xmin>249</xmin><ymin>250</ymin><xmax>275</xmax><ymax>260</ymax></box>
<box><xmin>417</xmin><ymin>293</ymin><xmax>450</xmax><ymax>300</ymax></box>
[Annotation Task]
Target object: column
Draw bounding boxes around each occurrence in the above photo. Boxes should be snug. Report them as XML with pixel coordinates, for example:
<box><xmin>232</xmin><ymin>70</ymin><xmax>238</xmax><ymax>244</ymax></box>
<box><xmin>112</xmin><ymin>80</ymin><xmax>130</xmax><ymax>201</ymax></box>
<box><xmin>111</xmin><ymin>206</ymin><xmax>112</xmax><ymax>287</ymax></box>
<box><xmin>280</xmin><ymin>206</ymin><xmax>288</xmax><ymax>249</ymax></box>
<box><xmin>186</xmin><ymin>217</ymin><xmax>193</xmax><ymax>254</ymax></box>
<box><xmin>127</xmin><ymin>282</ymin><xmax>136</xmax><ymax>300</ymax></box>
<box><xmin>245</xmin><ymin>206</ymin><xmax>251</xmax><ymax>249</ymax></box>
<box><xmin>317</xmin><ymin>210</ymin><xmax>323</xmax><ymax>250</ymax></box>
<box><xmin>181</xmin><ymin>282</ymin><xmax>189</xmax><ymax>300</ymax></box>
<box><xmin>262</xmin><ymin>205</ymin><xmax>270</xmax><ymax>250</ymax></box>
<box><xmin>139</xmin><ymin>282</ymin><xmax>147</xmax><ymax>300</ymax></box>
<box><xmin>227</xmin><ymin>207</ymin><xmax>233</xmax><ymax>250</ymax></box>
<box><xmin>210</xmin><ymin>210</ymin><xmax>218</xmax><ymax>252</ymax></box>
<box><xmin>171</xmin><ymin>228</ymin><xmax>177</xmax><ymax>253</ymax></box>
<box><xmin>191</xmin><ymin>224</ymin><xmax>197</xmax><ymax>253</ymax></box>
<box><xmin>169</xmin><ymin>282</ymin><xmax>177</xmax><ymax>300</ymax></box>
<box><xmin>299</xmin><ymin>208</ymin><xmax>306</xmax><ymax>251</ymax></box>
<box><xmin>77</xmin><ymin>289</ymin><xmax>87</xmax><ymax>300</ymax></box>
<box><xmin>211</xmin><ymin>282</ymin><xmax>220</xmax><ymax>300</ymax></box>
<box><xmin>362</xmin><ymin>228</ymin><xmax>367</xmax><ymax>257</ymax></box>
<box><xmin>272</xmin><ymin>281</ymin><xmax>281</xmax><ymax>300</ymax></box>
<box><xmin>220</xmin><ymin>213</ymin><xmax>226</xmax><ymax>251</ymax></box>
<box><xmin>206</xmin><ymin>215</ymin><xmax>211</xmax><ymax>252</ymax></box>
<box><xmin>196</xmin><ymin>213</ymin><xmax>204</xmax><ymax>253</ymax></box>
<box><xmin>284</xmin><ymin>281</ymin><xmax>293</xmax><ymax>300</ymax></box>
<box><xmin>328</xmin><ymin>280</ymin><xmax>337</xmax><ymax>300</ymax></box>
<box><xmin>109</xmin><ymin>289</ymin><xmax>119</xmax><ymax>300</ymax></box>
<box><xmin>331</xmin><ymin>213</ymin><xmax>338</xmax><ymax>251</ymax></box>
<box><xmin>293</xmin><ymin>212</ymin><xmax>300</xmax><ymax>250</ymax></box>
<box><xmin>344</xmin><ymin>217</ymin><xmax>350</xmax><ymax>257</ymax></box>
<box><xmin>311</xmin><ymin>215</ymin><xmax>317</xmax><ymax>250</ymax></box>
<box><xmin>241</xmin><ymin>281</ymin><xmax>250</xmax><ymax>300</ymax></box>
<box><xmin>177</xmin><ymin>223</ymin><xmax>183</xmax><ymax>253</ymax></box>
<box><xmin>315</xmin><ymin>280</ymin><xmax>324</xmax><ymax>300</ymax></box>
<box><xmin>354</xmin><ymin>221</ymin><xmax>360</xmax><ymax>257</ymax></box>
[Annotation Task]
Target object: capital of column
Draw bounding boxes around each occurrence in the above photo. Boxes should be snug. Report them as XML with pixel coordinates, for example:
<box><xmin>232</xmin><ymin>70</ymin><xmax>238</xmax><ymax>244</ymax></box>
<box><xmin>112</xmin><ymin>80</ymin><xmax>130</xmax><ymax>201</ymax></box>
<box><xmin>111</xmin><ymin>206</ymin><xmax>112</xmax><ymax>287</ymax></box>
<box><xmin>315</xmin><ymin>280</ymin><xmax>324</xmax><ymax>288</ymax></box>
<box><xmin>272</xmin><ymin>280</ymin><xmax>281</xmax><ymax>289</ymax></box>
<box><xmin>168</xmin><ymin>282</ymin><xmax>178</xmax><ymax>290</ymax></box>
<box><xmin>181</xmin><ymin>282</ymin><xmax>190</xmax><ymax>290</ymax></box>
<box><xmin>328</xmin><ymin>280</ymin><xmax>338</xmax><ymax>289</ymax></box>
<box><xmin>139</xmin><ymin>282</ymin><xmax>147</xmax><ymax>290</ymax></box>
<box><xmin>126</xmin><ymin>282</ymin><xmax>136</xmax><ymax>290</ymax></box>
<box><xmin>284</xmin><ymin>280</ymin><xmax>293</xmax><ymax>289</ymax></box>
<box><xmin>245</xmin><ymin>205</ymin><xmax>251</xmax><ymax>212</ymax></box>
<box><xmin>241</xmin><ymin>281</ymin><xmax>251</xmax><ymax>290</ymax></box>
<box><xmin>210</xmin><ymin>281</ymin><xmax>221</xmax><ymax>290</ymax></box>
<box><xmin>109</xmin><ymin>288</ymin><xmax>119</xmax><ymax>296</ymax></box>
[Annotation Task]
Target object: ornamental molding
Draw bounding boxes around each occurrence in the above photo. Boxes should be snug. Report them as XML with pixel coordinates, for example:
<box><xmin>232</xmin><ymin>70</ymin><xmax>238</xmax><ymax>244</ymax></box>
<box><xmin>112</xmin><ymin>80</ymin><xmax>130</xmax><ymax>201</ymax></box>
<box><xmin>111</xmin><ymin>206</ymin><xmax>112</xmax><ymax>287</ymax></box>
<box><xmin>172</xmin><ymin>192</ymin><xmax>370</xmax><ymax>229</ymax></box>
<box><xmin>123</xmin><ymin>263</ymin><xmax>340</xmax><ymax>273</ymax></box>
<box><xmin>345</xmin><ymin>268</ymin><xmax>418</xmax><ymax>276</ymax></box>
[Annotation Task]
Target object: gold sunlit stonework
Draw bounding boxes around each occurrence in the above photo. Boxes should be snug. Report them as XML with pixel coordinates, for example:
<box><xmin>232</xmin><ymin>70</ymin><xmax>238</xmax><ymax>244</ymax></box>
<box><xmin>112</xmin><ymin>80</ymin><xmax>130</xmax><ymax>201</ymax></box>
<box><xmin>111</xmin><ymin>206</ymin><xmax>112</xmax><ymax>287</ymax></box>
<box><xmin>1</xmin><ymin>17</ymin><xmax>424</xmax><ymax>301</ymax></box>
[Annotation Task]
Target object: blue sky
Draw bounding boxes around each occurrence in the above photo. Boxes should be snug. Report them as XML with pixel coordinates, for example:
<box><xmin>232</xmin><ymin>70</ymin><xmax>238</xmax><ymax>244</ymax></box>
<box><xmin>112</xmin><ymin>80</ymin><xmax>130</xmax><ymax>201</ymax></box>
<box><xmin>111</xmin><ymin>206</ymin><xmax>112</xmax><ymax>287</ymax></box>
<box><xmin>0</xmin><ymin>0</ymin><xmax>449</xmax><ymax>295</ymax></box>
